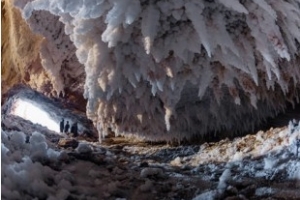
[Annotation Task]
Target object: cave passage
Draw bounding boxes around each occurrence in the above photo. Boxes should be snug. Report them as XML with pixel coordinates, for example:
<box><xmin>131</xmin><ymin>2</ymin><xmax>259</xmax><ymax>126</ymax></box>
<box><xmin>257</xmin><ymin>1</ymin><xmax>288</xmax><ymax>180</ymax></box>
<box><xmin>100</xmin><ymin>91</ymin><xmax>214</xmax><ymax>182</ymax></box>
<box><xmin>9</xmin><ymin>99</ymin><xmax>60</xmax><ymax>133</ymax></box>
<box><xmin>2</xmin><ymin>85</ymin><xmax>98</xmax><ymax>138</ymax></box>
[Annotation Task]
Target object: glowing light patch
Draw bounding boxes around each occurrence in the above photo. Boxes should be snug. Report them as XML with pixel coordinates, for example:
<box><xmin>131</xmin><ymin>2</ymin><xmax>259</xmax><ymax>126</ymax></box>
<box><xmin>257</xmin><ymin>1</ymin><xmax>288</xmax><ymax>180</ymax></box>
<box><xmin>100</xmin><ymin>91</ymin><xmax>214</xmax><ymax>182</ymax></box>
<box><xmin>10</xmin><ymin>99</ymin><xmax>60</xmax><ymax>133</ymax></box>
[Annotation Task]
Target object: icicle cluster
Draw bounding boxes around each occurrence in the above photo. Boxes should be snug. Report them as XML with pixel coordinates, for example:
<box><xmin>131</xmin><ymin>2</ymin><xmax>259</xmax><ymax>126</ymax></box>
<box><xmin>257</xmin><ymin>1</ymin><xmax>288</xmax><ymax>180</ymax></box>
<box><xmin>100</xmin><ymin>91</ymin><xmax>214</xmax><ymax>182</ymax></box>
<box><xmin>15</xmin><ymin>0</ymin><xmax>300</xmax><ymax>141</ymax></box>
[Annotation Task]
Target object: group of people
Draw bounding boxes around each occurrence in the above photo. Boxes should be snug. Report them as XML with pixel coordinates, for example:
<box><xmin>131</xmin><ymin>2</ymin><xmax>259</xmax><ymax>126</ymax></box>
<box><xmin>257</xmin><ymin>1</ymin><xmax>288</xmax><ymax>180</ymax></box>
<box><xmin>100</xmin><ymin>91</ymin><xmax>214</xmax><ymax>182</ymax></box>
<box><xmin>60</xmin><ymin>118</ymin><xmax>78</xmax><ymax>137</ymax></box>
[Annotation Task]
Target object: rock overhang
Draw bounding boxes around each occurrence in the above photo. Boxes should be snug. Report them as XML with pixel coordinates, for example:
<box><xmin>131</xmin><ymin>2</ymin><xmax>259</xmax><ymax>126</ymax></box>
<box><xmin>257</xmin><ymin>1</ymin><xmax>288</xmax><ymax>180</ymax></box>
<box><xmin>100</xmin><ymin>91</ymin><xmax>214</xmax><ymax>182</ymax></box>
<box><xmin>2</xmin><ymin>0</ymin><xmax>300</xmax><ymax>141</ymax></box>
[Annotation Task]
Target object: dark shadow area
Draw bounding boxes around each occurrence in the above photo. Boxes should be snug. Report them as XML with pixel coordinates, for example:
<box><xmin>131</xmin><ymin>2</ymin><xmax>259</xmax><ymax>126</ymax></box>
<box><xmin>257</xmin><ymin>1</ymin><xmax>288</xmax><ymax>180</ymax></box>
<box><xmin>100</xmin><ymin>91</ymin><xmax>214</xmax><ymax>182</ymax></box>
<box><xmin>178</xmin><ymin>102</ymin><xmax>300</xmax><ymax>146</ymax></box>
<box><xmin>259</xmin><ymin>103</ymin><xmax>300</xmax><ymax>131</ymax></box>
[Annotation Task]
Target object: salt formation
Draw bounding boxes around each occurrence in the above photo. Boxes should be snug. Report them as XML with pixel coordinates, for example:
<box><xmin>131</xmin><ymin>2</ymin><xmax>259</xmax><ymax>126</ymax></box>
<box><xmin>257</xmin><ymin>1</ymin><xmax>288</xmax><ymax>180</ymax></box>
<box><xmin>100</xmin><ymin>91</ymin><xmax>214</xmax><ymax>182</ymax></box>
<box><xmin>2</xmin><ymin>0</ymin><xmax>85</xmax><ymax>100</ymax></box>
<box><xmin>2</xmin><ymin>118</ymin><xmax>300</xmax><ymax>199</ymax></box>
<box><xmin>12</xmin><ymin>0</ymin><xmax>300</xmax><ymax>141</ymax></box>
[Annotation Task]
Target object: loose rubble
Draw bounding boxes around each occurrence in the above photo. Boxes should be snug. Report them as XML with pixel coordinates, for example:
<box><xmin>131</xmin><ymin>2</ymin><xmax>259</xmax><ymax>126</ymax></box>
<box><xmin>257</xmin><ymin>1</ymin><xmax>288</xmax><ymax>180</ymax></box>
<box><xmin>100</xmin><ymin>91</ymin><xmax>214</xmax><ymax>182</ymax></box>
<box><xmin>2</xmin><ymin>115</ymin><xmax>300</xmax><ymax>200</ymax></box>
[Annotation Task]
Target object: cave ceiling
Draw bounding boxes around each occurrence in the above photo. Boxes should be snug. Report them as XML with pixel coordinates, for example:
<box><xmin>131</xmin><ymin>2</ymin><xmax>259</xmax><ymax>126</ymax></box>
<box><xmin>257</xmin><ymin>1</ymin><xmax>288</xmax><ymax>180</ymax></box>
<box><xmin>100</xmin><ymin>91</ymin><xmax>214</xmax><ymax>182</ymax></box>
<box><xmin>2</xmin><ymin>0</ymin><xmax>300</xmax><ymax>141</ymax></box>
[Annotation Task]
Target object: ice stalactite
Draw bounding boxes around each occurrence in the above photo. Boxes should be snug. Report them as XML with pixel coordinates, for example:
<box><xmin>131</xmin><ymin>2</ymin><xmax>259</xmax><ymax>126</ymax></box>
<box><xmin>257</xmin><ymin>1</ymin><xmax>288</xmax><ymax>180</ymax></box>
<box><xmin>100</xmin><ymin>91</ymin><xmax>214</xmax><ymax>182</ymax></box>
<box><xmin>14</xmin><ymin>0</ymin><xmax>300</xmax><ymax>141</ymax></box>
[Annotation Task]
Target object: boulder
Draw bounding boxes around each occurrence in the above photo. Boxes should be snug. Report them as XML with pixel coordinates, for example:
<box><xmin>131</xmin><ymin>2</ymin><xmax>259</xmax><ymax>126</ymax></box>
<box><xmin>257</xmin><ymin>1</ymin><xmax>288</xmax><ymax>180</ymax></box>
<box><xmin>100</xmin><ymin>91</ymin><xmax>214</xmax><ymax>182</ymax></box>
<box><xmin>58</xmin><ymin>138</ymin><xmax>79</xmax><ymax>149</ymax></box>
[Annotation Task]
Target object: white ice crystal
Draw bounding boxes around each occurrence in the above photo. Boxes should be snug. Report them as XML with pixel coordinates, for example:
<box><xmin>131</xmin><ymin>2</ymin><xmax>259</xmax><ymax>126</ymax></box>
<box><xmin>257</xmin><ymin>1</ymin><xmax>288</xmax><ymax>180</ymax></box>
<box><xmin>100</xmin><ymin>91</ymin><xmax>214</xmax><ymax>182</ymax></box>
<box><xmin>76</xmin><ymin>142</ymin><xmax>93</xmax><ymax>154</ymax></box>
<box><xmin>218</xmin><ymin>0</ymin><xmax>249</xmax><ymax>14</ymax></box>
<box><xmin>217</xmin><ymin>168</ymin><xmax>231</xmax><ymax>192</ymax></box>
<box><xmin>287</xmin><ymin>161</ymin><xmax>300</xmax><ymax>180</ymax></box>
<box><xmin>1</xmin><ymin>129</ymin><xmax>63</xmax><ymax>199</ymax></box>
<box><xmin>192</xmin><ymin>190</ymin><xmax>217</xmax><ymax>200</ymax></box>
<box><xmin>140</xmin><ymin>167</ymin><xmax>164</xmax><ymax>178</ymax></box>
<box><xmin>13</xmin><ymin>0</ymin><xmax>300</xmax><ymax>141</ymax></box>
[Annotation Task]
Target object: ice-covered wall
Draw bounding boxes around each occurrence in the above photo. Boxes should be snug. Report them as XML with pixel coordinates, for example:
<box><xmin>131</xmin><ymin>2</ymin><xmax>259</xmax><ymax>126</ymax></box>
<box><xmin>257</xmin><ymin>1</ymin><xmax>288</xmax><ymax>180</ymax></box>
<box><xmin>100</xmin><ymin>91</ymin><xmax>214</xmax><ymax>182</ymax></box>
<box><xmin>2</xmin><ymin>0</ymin><xmax>86</xmax><ymax>102</ymax></box>
<box><xmin>7</xmin><ymin>0</ymin><xmax>300</xmax><ymax>141</ymax></box>
<box><xmin>1</xmin><ymin>0</ymin><xmax>44</xmax><ymax>94</ymax></box>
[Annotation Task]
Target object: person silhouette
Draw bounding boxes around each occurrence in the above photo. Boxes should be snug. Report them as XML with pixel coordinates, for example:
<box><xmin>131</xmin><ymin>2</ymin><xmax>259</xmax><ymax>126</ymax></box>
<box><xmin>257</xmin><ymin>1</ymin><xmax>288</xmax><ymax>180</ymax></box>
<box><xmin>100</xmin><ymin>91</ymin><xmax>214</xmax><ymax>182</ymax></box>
<box><xmin>60</xmin><ymin>118</ymin><xmax>64</xmax><ymax>133</ymax></box>
<box><xmin>296</xmin><ymin>138</ymin><xmax>300</xmax><ymax>157</ymax></box>
<box><xmin>64</xmin><ymin>121</ymin><xmax>70</xmax><ymax>133</ymax></box>
<box><xmin>71</xmin><ymin>122</ymin><xmax>78</xmax><ymax>137</ymax></box>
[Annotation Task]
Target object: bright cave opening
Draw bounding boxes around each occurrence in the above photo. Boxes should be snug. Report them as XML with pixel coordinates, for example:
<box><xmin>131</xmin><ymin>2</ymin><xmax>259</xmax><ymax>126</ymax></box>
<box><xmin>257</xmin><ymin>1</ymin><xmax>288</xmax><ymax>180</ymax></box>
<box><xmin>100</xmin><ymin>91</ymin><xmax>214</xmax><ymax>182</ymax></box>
<box><xmin>10</xmin><ymin>99</ymin><xmax>60</xmax><ymax>133</ymax></box>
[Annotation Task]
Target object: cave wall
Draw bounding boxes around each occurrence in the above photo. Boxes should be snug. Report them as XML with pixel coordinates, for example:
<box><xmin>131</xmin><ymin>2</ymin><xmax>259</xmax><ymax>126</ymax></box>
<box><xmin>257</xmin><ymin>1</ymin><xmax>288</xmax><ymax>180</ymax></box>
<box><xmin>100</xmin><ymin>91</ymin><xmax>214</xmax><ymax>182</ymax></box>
<box><xmin>1</xmin><ymin>85</ymin><xmax>98</xmax><ymax>138</ymax></box>
<box><xmin>2</xmin><ymin>0</ymin><xmax>300</xmax><ymax>141</ymax></box>
<box><xmin>1</xmin><ymin>0</ymin><xmax>44</xmax><ymax>95</ymax></box>
<box><xmin>1</xmin><ymin>0</ymin><xmax>87</xmax><ymax>112</ymax></box>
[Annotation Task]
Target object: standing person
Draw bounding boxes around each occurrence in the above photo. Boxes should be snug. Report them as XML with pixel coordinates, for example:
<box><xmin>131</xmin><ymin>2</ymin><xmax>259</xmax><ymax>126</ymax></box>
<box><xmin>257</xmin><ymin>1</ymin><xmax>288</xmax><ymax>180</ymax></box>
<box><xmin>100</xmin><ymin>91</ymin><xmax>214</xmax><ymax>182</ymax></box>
<box><xmin>60</xmin><ymin>118</ymin><xmax>64</xmax><ymax>133</ymax></box>
<box><xmin>64</xmin><ymin>121</ymin><xmax>70</xmax><ymax>133</ymax></box>
<box><xmin>71</xmin><ymin>122</ymin><xmax>78</xmax><ymax>137</ymax></box>
<box><xmin>296</xmin><ymin>138</ymin><xmax>300</xmax><ymax>157</ymax></box>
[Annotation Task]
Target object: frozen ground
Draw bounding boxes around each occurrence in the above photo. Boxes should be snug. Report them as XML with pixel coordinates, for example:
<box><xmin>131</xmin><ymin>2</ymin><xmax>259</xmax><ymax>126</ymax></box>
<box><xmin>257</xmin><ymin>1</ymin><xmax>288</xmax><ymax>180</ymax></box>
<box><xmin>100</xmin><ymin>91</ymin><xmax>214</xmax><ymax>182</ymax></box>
<box><xmin>1</xmin><ymin>114</ymin><xmax>300</xmax><ymax>200</ymax></box>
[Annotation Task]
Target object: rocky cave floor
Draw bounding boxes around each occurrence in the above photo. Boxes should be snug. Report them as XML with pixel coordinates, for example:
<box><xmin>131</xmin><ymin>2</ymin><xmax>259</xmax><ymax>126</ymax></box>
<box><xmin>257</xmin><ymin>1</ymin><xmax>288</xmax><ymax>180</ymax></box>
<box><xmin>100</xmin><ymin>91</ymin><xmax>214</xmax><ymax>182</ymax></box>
<box><xmin>2</xmin><ymin>114</ymin><xmax>300</xmax><ymax>200</ymax></box>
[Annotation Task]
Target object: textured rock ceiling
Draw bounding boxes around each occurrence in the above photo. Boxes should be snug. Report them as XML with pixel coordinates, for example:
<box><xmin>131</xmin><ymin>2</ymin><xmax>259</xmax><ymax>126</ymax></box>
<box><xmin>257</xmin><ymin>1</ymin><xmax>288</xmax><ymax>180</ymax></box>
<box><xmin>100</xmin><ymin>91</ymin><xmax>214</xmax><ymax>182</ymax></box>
<box><xmin>2</xmin><ymin>0</ymin><xmax>300</xmax><ymax>141</ymax></box>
